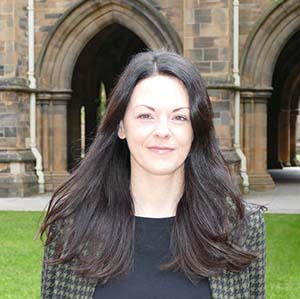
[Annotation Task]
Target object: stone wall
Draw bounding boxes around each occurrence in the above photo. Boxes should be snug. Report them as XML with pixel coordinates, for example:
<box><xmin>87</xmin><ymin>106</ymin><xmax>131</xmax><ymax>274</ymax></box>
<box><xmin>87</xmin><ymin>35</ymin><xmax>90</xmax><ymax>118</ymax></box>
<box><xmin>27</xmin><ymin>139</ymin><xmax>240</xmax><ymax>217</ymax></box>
<box><xmin>183</xmin><ymin>0</ymin><xmax>230</xmax><ymax>78</ymax></box>
<box><xmin>0</xmin><ymin>0</ymin><xmax>38</xmax><ymax>196</ymax></box>
<box><xmin>0</xmin><ymin>90</ymin><xmax>37</xmax><ymax>197</ymax></box>
<box><xmin>0</xmin><ymin>0</ymin><xmax>288</xmax><ymax>195</ymax></box>
<box><xmin>181</xmin><ymin>1</ymin><xmax>232</xmax><ymax>152</ymax></box>
<box><xmin>0</xmin><ymin>91</ymin><xmax>30</xmax><ymax>149</ymax></box>
<box><xmin>0</xmin><ymin>0</ymin><xmax>17</xmax><ymax>78</ymax></box>
<box><xmin>1</xmin><ymin>0</ymin><xmax>279</xmax><ymax>83</ymax></box>
<box><xmin>34</xmin><ymin>0</ymin><xmax>184</xmax><ymax>65</ymax></box>
<box><xmin>35</xmin><ymin>0</ymin><xmax>78</xmax><ymax>62</ymax></box>
<box><xmin>239</xmin><ymin>0</ymin><xmax>274</xmax><ymax>52</ymax></box>
<box><xmin>150</xmin><ymin>0</ymin><xmax>184</xmax><ymax>40</ymax></box>
<box><xmin>0</xmin><ymin>0</ymin><xmax>29</xmax><ymax>79</ymax></box>
<box><xmin>210</xmin><ymin>89</ymin><xmax>234</xmax><ymax>149</ymax></box>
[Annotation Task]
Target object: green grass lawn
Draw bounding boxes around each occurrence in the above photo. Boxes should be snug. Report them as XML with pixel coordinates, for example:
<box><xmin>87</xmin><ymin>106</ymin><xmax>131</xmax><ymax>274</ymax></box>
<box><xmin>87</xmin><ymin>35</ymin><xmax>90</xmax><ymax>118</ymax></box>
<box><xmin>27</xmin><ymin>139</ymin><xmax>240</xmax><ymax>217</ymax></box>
<box><xmin>0</xmin><ymin>212</ymin><xmax>44</xmax><ymax>299</ymax></box>
<box><xmin>265</xmin><ymin>214</ymin><xmax>300</xmax><ymax>299</ymax></box>
<box><xmin>0</xmin><ymin>212</ymin><xmax>299</xmax><ymax>298</ymax></box>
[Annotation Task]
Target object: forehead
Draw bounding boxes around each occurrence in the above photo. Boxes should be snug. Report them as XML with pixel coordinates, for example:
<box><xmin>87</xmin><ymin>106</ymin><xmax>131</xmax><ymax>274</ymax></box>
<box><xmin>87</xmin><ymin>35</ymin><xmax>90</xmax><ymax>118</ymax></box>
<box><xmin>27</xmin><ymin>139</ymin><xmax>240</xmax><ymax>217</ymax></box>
<box><xmin>128</xmin><ymin>75</ymin><xmax>189</xmax><ymax>108</ymax></box>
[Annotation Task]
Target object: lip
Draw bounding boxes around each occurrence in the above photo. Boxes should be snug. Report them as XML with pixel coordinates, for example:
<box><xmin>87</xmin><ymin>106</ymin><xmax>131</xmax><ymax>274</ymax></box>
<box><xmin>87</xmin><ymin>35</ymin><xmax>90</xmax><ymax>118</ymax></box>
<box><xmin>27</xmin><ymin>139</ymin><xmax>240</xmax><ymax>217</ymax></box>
<box><xmin>147</xmin><ymin>146</ymin><xmax>175</xmax><ymax>153</ymax></box>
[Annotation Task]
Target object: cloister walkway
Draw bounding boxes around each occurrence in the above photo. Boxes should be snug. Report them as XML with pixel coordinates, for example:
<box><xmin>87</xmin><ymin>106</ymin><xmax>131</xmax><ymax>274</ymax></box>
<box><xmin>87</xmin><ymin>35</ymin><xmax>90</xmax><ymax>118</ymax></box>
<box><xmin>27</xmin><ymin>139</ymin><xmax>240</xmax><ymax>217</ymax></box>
<box><xmin>0</xmin><ymin>167</ymin><xmax>299</xmax><ymax>213</ymax></box>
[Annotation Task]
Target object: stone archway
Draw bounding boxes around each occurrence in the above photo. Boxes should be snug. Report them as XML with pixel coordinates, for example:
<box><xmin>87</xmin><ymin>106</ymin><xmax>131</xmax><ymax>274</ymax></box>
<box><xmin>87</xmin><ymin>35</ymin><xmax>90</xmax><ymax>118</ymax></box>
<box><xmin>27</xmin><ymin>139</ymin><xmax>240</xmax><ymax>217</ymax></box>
<box><xmin>68</xmin><ymin>24</ymin><xmax>147</xmax><ymax>170</ymax></box>
<box><xmin>240</xmin><ymin>0</ymin><xmax>300</xmax><ymax>190</ymax></box>
<box><xmin>269</xmin><ymin>31</ymin><xmax>300</xmax><ymax>169</ymax></box>
<box><xmin>35</xmin><ymin>0</ymin><xmax>182</xmax><ymax>191</ymax></box>
<box><xmin>36</xmin><ymin>0</ymin><xmax>182</xmax><ymax>91</ymax></box>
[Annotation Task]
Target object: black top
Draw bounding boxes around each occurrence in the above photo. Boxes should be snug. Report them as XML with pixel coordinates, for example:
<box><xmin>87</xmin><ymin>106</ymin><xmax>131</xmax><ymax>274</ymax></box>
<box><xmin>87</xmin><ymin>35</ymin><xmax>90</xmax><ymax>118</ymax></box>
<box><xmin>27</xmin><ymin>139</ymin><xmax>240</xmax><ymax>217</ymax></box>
<box><xmin>93</xmin><ymin>216</ymin><xmax>212</xmax><ymax>299</ymax></box>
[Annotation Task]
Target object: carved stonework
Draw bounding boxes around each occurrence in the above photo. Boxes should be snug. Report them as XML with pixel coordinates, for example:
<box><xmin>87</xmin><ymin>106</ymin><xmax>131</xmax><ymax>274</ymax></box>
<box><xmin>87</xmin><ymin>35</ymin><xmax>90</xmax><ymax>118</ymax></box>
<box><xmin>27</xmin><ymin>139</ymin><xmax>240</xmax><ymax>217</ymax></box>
<box><xmin>0</xmin><ymin>86</ymin><xmax>38</xmax><ymax>196</ymax></box>
<box><xmin>36</xmin><ymin>91</ymin><xmax>71</xmax><ymax>191</ymax></box>
<box><xmin>241</xmin><ymin>90</ymin><xmax>276</xmax><ymax>191</ymax></box>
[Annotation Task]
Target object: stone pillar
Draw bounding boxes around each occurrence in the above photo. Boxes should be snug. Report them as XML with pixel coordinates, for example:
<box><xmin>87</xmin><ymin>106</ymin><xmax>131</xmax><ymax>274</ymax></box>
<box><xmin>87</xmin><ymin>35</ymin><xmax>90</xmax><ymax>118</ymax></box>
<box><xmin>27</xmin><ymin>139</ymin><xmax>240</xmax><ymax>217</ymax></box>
<box><xmin>37</xmin><ymin>91</ymin><xmax>71</xmax><ymax>191</ymax></box>
<box><xmin>278</xmin><ymin>109</ymin><xmax>291</xmax><ymax>166</ymax></box>
<box><xmin>267</xmin><ymin>104</ymin><xmax>283</xmax><ymax>169</ymax></box>
<box><xmin>241</xmin><ymin>90</ymin><xmax>275</xmax><ymax>191</ymax></box>
<box><xmin>290</xmin><ymin>109</ymin><xmax>300</xmax><ymax>166</ymax></box>
<box><xmin>0</xmin><ymin>82</ymin><xmax>38</xmax><ymax>196</ymax></box>
<box><xmin>67</xmin><ymin>96</ymin><xmax>81</xmax><ymax>171</ymax></box>
<box><xmin>297</xmin><ymin>112</ymin><xmax>300</xmax><ymax>157</ymax></box>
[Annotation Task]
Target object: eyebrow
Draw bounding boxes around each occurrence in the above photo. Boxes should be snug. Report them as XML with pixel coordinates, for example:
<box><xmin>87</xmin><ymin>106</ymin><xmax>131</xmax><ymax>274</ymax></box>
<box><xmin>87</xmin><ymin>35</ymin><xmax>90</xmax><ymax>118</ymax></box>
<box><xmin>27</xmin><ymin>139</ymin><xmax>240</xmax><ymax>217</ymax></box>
<box><xmin>134</xmin><ymin>105</ymin><xmax>190</xmax><ymax>112</ymax></box>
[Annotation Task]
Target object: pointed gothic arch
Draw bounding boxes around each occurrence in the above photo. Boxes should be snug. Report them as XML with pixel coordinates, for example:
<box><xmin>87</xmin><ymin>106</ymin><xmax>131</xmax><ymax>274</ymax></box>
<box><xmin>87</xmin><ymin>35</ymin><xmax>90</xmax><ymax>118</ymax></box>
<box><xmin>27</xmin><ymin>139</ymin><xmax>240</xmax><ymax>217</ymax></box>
<box><xmin>35</xmin><ymin>0</ymin><xmax>182</xmax><ymax>190</ymax></box>
<box><xmin>239</xmin><ymin>0</ymin><xmax>300</xmax><ymax>190</ymax></box>
<box><xmin>36</xmin><ymin>0</ymin><xmax>182</xmax><ymax>90</ymax></box>
<box><xmin>241</xmin><ymin>0</ymin><xmax>300</xmax><ymax>87</ymax></box>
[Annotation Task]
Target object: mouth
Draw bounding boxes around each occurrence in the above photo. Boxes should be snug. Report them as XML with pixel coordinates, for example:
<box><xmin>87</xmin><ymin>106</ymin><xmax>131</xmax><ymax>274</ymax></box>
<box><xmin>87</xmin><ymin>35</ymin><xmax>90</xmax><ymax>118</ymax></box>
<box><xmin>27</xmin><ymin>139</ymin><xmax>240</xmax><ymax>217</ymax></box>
<box><xmin>147</xmin><ymin>146</ymin><xmax>175</xmax><ymax>154</ymax></box>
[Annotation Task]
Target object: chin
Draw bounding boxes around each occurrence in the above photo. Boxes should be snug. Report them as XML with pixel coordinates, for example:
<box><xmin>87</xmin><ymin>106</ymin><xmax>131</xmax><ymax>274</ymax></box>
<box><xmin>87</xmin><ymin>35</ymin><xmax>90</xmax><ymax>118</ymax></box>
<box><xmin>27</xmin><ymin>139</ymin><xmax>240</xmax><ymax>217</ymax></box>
<box><xmin>144</xmin><ymin>165</ymin><xmax>184</xmax><ymax>176</ymax></box>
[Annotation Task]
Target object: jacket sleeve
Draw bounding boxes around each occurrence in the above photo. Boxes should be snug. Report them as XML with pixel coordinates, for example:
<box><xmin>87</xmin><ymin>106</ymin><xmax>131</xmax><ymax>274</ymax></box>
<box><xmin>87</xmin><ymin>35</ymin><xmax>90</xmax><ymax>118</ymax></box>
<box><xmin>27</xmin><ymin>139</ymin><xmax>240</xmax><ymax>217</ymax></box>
<box><xmin>244</xmin><ymin>205</ymin><xmax>266</xmax><ymax>299</ymax></box>
<box><xmin>41</xmin><ymin>222</ymin><xmax>61</xmax><ymax>299</ymax></box>
<box><xmin>41</xmin><ymin>221</ymin><xmax>98</xmax><ymax>299</ymax></box>
<box><xmin>41</xmin><ymin>221</ymin><xmax>75</xmax><ymax>298</ymax></box>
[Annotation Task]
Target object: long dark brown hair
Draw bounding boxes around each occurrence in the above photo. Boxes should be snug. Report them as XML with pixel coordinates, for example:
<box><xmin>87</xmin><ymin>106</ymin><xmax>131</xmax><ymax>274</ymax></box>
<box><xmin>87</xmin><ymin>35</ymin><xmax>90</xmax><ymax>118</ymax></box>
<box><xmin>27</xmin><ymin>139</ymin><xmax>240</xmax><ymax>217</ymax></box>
<box><xmin>40</xmin><ymin>50</ymin><xmax>255</xmax><ymax>284</ymax></box>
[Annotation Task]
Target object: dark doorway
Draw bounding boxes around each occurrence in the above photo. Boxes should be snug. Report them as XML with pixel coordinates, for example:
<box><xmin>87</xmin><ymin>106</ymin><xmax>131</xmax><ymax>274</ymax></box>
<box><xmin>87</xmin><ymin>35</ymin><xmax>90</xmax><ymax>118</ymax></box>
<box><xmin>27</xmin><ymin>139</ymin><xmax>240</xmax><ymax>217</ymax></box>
<box><xmin>67</xmin><ymin>23</ymin><xmax>147</xmax><ymax>170</ymax></box>
<box><xmin>268</xmin><ymin>30</ymin><xmax>300</xmax><ymax>169</ymax></box>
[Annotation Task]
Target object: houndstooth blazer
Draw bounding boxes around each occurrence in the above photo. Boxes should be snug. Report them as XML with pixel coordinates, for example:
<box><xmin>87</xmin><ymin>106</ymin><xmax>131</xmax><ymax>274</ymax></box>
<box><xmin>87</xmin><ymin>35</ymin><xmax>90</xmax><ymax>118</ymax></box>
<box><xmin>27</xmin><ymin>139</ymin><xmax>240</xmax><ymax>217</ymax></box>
<box><xmin>41</xmin><ymin>203</ymin><xmax>266</xmax><ymax>299</ymax></box>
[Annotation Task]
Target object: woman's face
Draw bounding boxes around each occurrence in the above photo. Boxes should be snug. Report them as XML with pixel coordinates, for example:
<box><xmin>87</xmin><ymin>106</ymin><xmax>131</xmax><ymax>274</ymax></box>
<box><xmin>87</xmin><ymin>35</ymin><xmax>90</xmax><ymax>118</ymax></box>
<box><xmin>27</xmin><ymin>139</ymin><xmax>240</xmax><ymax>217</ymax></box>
<box><xmin>118</xmin><ymin>75</ymin><xmax>194</xmax><ymax>177</ymax></box>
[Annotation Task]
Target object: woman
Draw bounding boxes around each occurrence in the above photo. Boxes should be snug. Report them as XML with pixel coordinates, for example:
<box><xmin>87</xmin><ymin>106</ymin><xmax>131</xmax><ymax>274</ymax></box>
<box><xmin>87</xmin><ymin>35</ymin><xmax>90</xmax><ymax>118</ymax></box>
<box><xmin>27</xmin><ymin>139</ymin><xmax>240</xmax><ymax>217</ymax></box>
<box><xmin>40</xmin><ymin>50</ymin><xmax>266</xmax><ymax>299</ymax></box>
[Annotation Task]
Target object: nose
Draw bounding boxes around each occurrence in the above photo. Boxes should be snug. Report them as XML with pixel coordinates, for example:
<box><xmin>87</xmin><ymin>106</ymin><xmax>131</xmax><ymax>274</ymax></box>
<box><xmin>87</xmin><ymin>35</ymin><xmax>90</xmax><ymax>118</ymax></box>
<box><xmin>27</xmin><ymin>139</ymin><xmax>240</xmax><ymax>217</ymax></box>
<box><xmin>154</xmin><ymin>118</ymin><xmax>171</xmax><ymax>138</ymax></box>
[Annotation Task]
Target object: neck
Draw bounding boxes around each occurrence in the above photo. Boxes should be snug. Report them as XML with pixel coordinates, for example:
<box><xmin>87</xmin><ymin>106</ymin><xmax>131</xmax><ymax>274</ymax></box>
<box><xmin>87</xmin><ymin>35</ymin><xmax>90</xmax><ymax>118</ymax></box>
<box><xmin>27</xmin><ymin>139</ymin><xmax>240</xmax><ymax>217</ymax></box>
<box><xmin>130</xmin><ymin>166</ymin><xmax>184</xmax><ymax>218</ymax></box>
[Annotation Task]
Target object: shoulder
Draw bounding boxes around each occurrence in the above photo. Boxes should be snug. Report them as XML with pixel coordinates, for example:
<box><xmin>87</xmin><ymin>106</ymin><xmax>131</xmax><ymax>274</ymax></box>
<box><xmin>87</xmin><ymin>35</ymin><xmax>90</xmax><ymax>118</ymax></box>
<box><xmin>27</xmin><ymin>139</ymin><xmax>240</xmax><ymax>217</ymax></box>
<box><xmin>43</xmin><ymin>216</ymin><xmax>74</xmax><ymax>260</ymax></box>
<box><xmin>46</xmin><ymin>215</ymin><xmax>74</xmax><ymax>238</ymax></box>
<box><xmin>243</xmin><ymin>201</ymin><xmax>266</xmax><ymax>229</ymax></box>
<box><xmin>243</xmin><ymin>201</ymin><xmax>266</xmax><ymax>226</ymax></box>
<box><xmin>227</xmin><ymin>200</ymin><xmax>266</xmax><ymax>251</ymax></box>
<box><xmin>209</xmin><ymin>202</ymin><xmax>266</xmax><ymax>298</ymax></box>
<box><xmin>240</xmin><ymin>201</ymin><xmax>266</xmax><ymax>252</ymax></box>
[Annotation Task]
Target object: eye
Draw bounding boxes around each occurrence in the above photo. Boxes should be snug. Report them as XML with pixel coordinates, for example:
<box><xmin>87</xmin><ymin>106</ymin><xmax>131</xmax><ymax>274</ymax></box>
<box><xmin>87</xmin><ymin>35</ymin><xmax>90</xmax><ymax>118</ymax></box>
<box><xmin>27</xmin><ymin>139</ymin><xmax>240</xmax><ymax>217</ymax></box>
<box><xmin>173</xmin><ymin>115</ymin><xmax>189</xmax><ymax>121</ymax></box>
<box><xmin>137</xmin><ymin>113</ymin><xmax>154</xmax><ymax>120</ymax></box>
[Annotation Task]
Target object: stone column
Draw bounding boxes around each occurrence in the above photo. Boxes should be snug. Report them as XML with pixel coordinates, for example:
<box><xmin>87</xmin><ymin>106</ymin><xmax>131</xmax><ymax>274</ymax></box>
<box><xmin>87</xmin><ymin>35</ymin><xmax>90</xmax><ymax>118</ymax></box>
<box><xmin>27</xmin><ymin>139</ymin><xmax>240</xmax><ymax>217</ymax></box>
<box><xmin>278</xmin><ymin>109</ymin><xmax>291</xmax><ymax>166</ymax></box>
<box><xmin>37</xmin><ymin>91</ymin><xmax>71</xmax><ymax>191</ymax></box>
<box><xmin>0</xmin><ymin>81</ymin><xmax>38</xmax><ymax>196</ymax></box>
<box><xmin>241</xmin><ymin>90</ymin><xmax>275</xmax><ymax>191</ymax></box>
<box><xmin>66</xmin><ymin>96</ymin><xmax>81</xmax><ymax>171</ymax></box>
<box><xmin>267</xmin><ymin>105</ymin><xmax>283</xmax><ymax>169</ymax></box>
<box><xmin>290</xmin><ymin>109</ymin><xmax>300</xmax><ymax>166</ymax></box>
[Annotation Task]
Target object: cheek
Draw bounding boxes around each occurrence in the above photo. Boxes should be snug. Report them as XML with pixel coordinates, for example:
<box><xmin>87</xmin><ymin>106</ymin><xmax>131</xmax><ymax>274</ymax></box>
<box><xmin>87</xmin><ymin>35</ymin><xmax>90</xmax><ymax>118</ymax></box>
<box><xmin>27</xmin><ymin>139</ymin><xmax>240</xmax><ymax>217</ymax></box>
<box><xmin>125</xmin><ymin>122</ymin><xmax>154</xmax><ymax>142</ymax></box>
<box><xmin>173</xmin><ymin>126</ymin><xmax>194</xmax><ymax>146</ymax></box>
<box><xmin>125</xmin><ymin>127</ymin><xmax>152</xmax><ymax>152</ymax></box>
